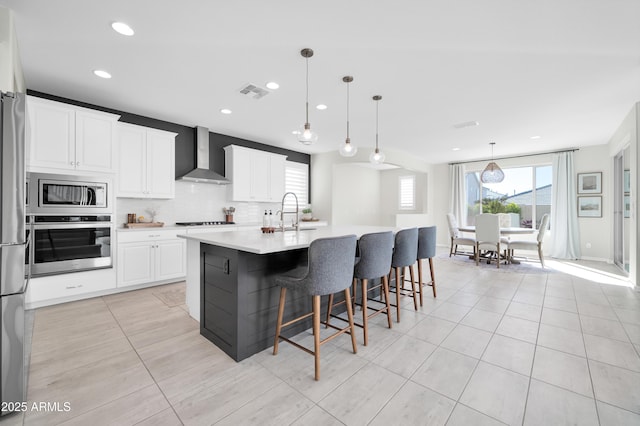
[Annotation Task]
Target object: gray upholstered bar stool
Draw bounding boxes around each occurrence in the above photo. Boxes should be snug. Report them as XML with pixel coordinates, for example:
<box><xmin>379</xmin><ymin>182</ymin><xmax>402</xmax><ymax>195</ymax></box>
<box><xmin>417</xmin><ymin>226</ymin><xmax>437</xmax><ymax>305</ymax></box>
<box><xmin>272</xmin><ymin>235</ymin><xmax>358</xmax><ymax>381</ymax></box>
<box><xmin>389</xmin><ymin>227</ymin><xmax>419</xmax><ymax>322</ymax></box>
<box><xmin>326</xmin><ymin>231</ymin><xmax>394</xmax><ymax>346</ymax></box>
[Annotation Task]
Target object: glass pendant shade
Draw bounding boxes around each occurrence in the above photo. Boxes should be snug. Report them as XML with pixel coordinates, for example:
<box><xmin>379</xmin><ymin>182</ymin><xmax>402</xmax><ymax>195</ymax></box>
<box><xmin>369</xmin><ymin>148</ymin><xmax>385</xmax><ymax>164</ymax></box>
<box><xmin>480</xmin><ymin>162</ymin><xmax>505</xmax><ymax>183</ymax></box>
<box><xmin>339</xmin><ymin>138</ymin><xmax>357</xmax><ymax>157</ymax></box>
<box><xmin>297</xmin><ymin>123</ymin><xmax>318</xmax><ymax>145</ymax></box>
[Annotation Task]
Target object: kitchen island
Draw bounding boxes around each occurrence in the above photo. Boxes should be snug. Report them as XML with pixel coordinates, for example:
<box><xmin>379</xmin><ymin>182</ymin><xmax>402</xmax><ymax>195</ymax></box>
<box><xmin>179</xmin><ymin>225</ymin><xmax>396</xmax><ymax>361</ymax></box>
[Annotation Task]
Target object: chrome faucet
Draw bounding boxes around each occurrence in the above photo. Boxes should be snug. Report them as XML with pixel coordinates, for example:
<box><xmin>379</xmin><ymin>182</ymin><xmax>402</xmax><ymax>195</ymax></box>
<box><xmin>278</xmin><ymin>192</ymin><xmax>299</xmax><ymax>231</ymax></box>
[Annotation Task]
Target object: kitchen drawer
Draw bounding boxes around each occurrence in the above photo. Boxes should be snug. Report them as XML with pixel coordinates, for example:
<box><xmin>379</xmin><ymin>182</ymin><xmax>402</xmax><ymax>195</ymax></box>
<box><xmin>117</xmin><ymin>229</ymin><xmax>182</xmax><ymax>243</ymax></box>
<box><xmin>26</xmin><ymin>268</ymin><xmax>116</xmax><ymax>305</ymax></box>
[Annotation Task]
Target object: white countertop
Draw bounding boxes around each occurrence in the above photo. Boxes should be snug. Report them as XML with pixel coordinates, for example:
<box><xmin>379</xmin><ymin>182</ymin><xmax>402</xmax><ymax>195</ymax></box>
<box><xmin>116</xmin><ymin>221</ymin><xmax>327</xmax><ymax>232</ymax></box>
<box><xmin>179</xmin><ymin>225</ymin><xmax>397</xmax><ymax>254</ymax></box>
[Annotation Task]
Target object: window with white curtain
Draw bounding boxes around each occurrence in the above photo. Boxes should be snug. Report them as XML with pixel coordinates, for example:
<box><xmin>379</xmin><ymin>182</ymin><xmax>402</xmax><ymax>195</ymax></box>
<box><xmin>284</xmin><ymin>161</ymin><xmax>309</xmax><ymax>210</ymax></box>
<box><xmin>399</xmin><ymin>175</ymin><xmax>415</xmax><ymax>210</ymax></box>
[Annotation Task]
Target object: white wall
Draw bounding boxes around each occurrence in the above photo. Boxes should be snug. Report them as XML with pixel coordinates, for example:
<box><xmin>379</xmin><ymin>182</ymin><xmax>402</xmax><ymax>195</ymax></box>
<box><xmin>380</xmin><ymin>168</ymin><xmax>429</xmax><ymax>226</ymax></box>
<box><xmin>331</xmin><ymin>164</ymin><xmax>381</xmax><ymax>225</ymax></box>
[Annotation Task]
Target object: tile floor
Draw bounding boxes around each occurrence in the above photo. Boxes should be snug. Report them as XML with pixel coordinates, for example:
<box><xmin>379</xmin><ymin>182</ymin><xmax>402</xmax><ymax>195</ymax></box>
<box><xmin>2</xmin><ymin>252</ymin><xmax>640</xmax><ymax>426</ymax></box>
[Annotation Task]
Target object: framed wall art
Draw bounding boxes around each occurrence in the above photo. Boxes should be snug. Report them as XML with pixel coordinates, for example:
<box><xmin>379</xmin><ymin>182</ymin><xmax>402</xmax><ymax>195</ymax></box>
<box><xmin>577</xmin><ymin>196</ymin><xmax>602</xmax><ymax>217</ymax></box>
<box><xmin>577</xmin><ymin>172</ymin><xmax>602</xmax><ymax>194</ymax></box>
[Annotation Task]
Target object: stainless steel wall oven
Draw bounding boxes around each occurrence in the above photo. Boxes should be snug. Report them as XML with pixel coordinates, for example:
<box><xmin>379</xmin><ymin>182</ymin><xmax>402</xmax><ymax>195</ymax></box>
<box><xmin>29</xmin><ymin>215</ymin><xmax>113</xmax><ymax>277</ymax></box>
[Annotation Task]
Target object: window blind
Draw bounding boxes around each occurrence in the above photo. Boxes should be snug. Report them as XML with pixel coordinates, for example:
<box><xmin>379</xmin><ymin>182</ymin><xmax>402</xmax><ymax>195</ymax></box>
<box><xmin>399</xmin><ymin>175</ymin><xmax>415</xmax><ymax>210</ymax></box>
<box><xmin>284</xmin><ymin>161</ymin><xmax>309</xmax><ymax>210</ymax></box>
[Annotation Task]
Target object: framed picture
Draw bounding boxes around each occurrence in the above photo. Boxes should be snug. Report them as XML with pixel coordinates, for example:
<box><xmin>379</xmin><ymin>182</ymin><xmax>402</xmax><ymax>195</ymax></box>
<box><xmin>578</xmin><ymin>196</ymin><xmax>602</xmax><ymax>217</ymax></box>
<box><xmin>624</xmin><ymin>195</ymin><xmax>630</xmax><ymax>218</ymax></box>
<box><xmin>624</xmin><ymin>169</ymin><xmax>630</xmax><ymax>194</ymax></box>
<box><xmin>577</xmin><ymin>172</ymin><xmax>602</xmax><ymax>194</ymax></box>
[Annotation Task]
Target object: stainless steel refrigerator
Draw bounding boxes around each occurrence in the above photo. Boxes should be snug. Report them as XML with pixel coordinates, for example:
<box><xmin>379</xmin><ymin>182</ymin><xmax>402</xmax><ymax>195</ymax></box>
<box><xmin>0</xmin><ymin>91</ymin><xmax>28</xmax><ymax>415</ymax></box>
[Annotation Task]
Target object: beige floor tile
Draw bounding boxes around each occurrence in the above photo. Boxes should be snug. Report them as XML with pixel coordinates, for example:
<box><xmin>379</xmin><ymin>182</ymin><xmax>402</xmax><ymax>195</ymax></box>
<box><xmin>495</xmin><ymin>315</ymin><xmax>539</xmax><ymax>344</ymax></box>
<box><xmin>134</xmin><ymin>408</ymin><xmax>183</xmax><ymax>426</ymax></box>
<box><xmin>537</xmin><ymin>323</ymin><xmax>585</xmax><ymax>357</ymax></box>
<box><xmin>589</xmin><ymin>360</ymin><xmax>640</xmax><ymax>414</ymax></box>
<box><xmin>577</xmin><ymin>302</ymin><xmax>618</xmax><ymax>320</ymax></box>
<box><xmin>481</xmin><ymin>334</ymin><xmax>535</xmax><ymax>376</ymax></box>
<box><xmin>58</xmin><ymin>385</ymin><xmax>169</xmax><ymax>426</ymax></box>
<box><xmin>540</xmin><ymin>307</ymin><xmax>581</xmax><ymax>331</ymax></box>
<box><xmin>372</xmin><ymin>334</ymin><xmax>436</xmax><ymax>378</ymax></box>
<box><xmin>430</xmin><ymin>302</ymin><xmax>471</xmax><ymax>323</ymax></box>
<box><xmin>447</xmin><ymin>291</ymin><xmax>481</xmax><ymax>307</ymax></box>
<box><xmin>319</xmin><ymin>363</ymin><xmax>405</xmax><ymax>425</ymax></box>
<box><xmin>289</xmin><ymin>406</ymin><xmax>343</xmax><ymax>426</ymax></box>
<box><xmin>406</xmin><ymin>316</ymin><xmax>456</xmax><ymax>345</ymax></box>
<box><xmin>615</xmin><ymin>307</ymin><xmax>640</xmax><ymax>326</ymax></box>
<box><xmin>512</xmin><ymin>290</ymin><xmax>544</xmax><ymax>306</ymax></box>
<box><xmin>596</xmin><ymin>400</ymin><xmax>640</xmax><ymax>426</ymax></box>
<box><xmin>0</xmin><ymin>412</ymin><xmax>24</xmax><ymax>426</ymax></box>
<box><xmin>505</xmin><ymin>301</ymin><xmax>542</xmax><ymax>322</ymax></box>
<box><xmin>446</xmin><ymin>403</ymin><xmax>507</xmax><ymax>426</ymax></box>
<box><xmin>460</xmin><ymin>362</ymin><xmax>529</xmax><ymax>425</ymax></box>
<box><xmin>622</xmin><ymin>321</ymin><xmax>640</xmax><ymax>344</ymax></box>
<box><xmin>543</xmin><ymin>295</ymin><xmax>578</xmax><ymax>313</ymax></box>
<box><xmin>215</xmin><ymin>382</ymin><xmax>313</xmax><ymax>426</ymax></box>
<box><xmin>369</xmin><ymin>381</ymin><xmax>455</xmax><ymax>426</ymax></box>
<box><xmin>523</xmin><ymin>379</ymin><xmax>598</xmax><ymax>426</ymax></box>
<box><xmin>411</xmin><ymin>347</ymin><xmax>478</xmax><ymax>400</ymax></box>
<box><xmin>125</xmin><ymin>310</ymin><xmax>199</xmax><ymax>350</ymax></box>
<box><xmin>460</xmin><ymin>308</ymin><xmax>503</xmax><ymax>332</ymax></box>
<box><xmin>474</xmin><ymin>296</ymin><xmax>510</xmax><ymax>314</ymax></box>
<box><xmin>440</xmin><ymin>324</ymin><xmax>492</xmax><ymax>359</ymax></box>
<box><xmin>531</xmin><ymin>346</ymin><xmax>593</xmax><ymax>397</ymax></box>
<box><xmin>583</xmin><ymin>334</ymin><xmax>640</xmax><ymax>372</ymax></box>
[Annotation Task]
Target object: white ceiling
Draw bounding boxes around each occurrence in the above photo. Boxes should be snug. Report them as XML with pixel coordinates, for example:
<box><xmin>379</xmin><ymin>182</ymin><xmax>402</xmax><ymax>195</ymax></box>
<box><xmin>3</xmin><ymin>0</ymin><xmax>640</xmax><ymax>164</ymax></box>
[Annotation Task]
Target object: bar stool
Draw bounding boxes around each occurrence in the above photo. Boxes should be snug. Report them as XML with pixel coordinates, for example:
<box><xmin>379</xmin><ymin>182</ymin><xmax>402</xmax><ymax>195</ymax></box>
<box><xmin>326</xmin><ymin>231</ymin><xmax>394</xmax><ymax>346</ymax></box>
<box><xmin>389</xmin><ymin>227</ymin><xmax>419</xmax><ymax>322</ymax></box>
<box><xmin>417</xmin><ymin>226</ymin><xmax>437</xmax><ymax>305</ymax></box>
<box><xmin>272</xmin><ymin>235</ymin><xmax>358</xmax><ymax>381</ymax></box>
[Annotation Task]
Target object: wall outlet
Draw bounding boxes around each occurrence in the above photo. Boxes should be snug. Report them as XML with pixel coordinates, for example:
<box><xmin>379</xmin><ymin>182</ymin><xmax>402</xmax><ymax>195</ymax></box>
<box><xmin>585</xmin><ymin>242</ymin><xmax>592</xmax><ymax>249</ymax></box>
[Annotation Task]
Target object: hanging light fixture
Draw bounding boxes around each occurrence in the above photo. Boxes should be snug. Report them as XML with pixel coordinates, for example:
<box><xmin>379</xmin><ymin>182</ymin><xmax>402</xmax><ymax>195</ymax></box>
<box><xmin>369</xmin><ymin>95</ymin><xmax>385</xmax><ymax>164</ymax></box>
<box><xmin>338</xmin><ymin>76</ymin><xmax>357</xmax><ymax>157</ymax></box>
<box><xmin>480</xmin><ymin>142</ymin><xmax>505</xmax><ymax>183</ymax></box>
<box><xmin>297</xmin><ymin>48</ymin><xmax>318</xmax><ymax>145</ymax></box>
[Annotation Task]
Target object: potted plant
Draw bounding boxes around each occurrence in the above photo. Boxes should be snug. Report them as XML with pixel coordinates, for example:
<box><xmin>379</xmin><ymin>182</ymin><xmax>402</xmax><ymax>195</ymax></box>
<box><xmin>301</xmin><ymin>208</ymin><xmax>313</xmax><ymax>221</ymax></box>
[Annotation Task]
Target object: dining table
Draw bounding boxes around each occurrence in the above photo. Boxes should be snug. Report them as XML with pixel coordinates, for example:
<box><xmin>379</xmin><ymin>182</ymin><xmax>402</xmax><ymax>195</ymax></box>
<box><xmin>457</xmin><ymin>225</ymin><xmax>535</xmax><ymax>264</ymax></box>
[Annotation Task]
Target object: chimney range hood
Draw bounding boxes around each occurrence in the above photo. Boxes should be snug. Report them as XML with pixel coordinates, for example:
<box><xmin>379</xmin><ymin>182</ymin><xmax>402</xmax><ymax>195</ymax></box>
<box><xmin>177</xmin><ymin>126</ymin><xmax>230</xmax><ymax>184</ymax></box>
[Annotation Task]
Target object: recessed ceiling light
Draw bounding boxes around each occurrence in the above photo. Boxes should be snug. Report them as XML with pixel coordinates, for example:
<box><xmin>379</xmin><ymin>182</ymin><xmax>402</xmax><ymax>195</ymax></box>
<box><xmin>452</xmin><ymin>148</ymin><xmax>461</xmax><ymax>151</ymax></box>
<box><xmin>266</xmin><ymin>82</ymin><xmax>279</xmax><ymax>90</ymax></box>
<box><xmin>220</xmin><ymin>108</ymin><xmax>232</xmax><ymax>115</ymax></box>
<box><xmin>316</xmin><ymin>104</ymin><xmax>327</xmax><ymax>110</ymax></box>
<box><xmin>93</xmin><ymin>70</ymin><xmax>112</xmax><ymax>79</ymax></box>
<box><xmin>111</xmin><ymin>22</ymin><xmax>134</xmax><ymax>36</ymax></box>
<box><xmin>530</xmin><ymin>135</ymin><xmax>541</xmax><ymax>139</ymax></box>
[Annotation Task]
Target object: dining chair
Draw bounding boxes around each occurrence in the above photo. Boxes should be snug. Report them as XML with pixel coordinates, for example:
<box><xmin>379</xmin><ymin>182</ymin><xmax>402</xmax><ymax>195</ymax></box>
<box><xmin>272</xmin><ymin>235</ymin><xmax>358</xmax><ymax>381</ymax></box>
<box><xmin>508</xmin><ymin>214</ymin><xmax>550</xmax><ymax>267</ymax></box>
<box><xmin>475</xmin><ymin>213</ymin><xmax>502</xmax><ymax>268</ymax></box>
<box><xmin>446</xmin><ymin>213</ymin><xmax>476</xmax><ymax>257</ymax></box>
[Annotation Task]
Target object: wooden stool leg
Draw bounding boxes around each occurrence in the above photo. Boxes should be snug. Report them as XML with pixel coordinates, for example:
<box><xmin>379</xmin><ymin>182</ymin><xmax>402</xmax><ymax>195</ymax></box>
<box><xmin>362</xmin><ymin>279</ymin><xmax>369</xmax><ymax>346</ymax></box>
<box><xmin>409</xmin><ymin>265</ymin><xmax>418</xmax><ymax>311</ymax></box>
<box><xmin>429</xmin><ymin>258</ymin><xmax>436</xmax><ymax>297</ymax></box>
<box><xmin>382</xmin><ymin>275</ymin><xmax>392</xmax><ymax>329</ymax></box>
<box><xmin>273</xmin><ymin>288</ymin><xmax>286</xmax><ymax>355</ymax></box>
<box><xmin>417</xmin><ymin>259</ymin><xmax>424</xmax><ymax>306</ymax></box>
<box><xmin>325</xmin><ymin>293</ymin><xmax>334</xmax><ymax>329</ymax></box>
<box><xmin>344</xmin><ymin>288</ymin><xmax>357</xmax><ymax>354</ymax></box>
<box><xmin>313</xmin><ymin>295</ymin><xmax>321</xmax><ymax>381</ymax></box>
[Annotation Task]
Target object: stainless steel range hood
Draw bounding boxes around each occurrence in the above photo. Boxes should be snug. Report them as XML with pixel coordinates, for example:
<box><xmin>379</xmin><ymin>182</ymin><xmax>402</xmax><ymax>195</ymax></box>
<box><xmin>177</xmin><ymin>126</ymin><xmax>230</xmax><ymax>184</ymax></box>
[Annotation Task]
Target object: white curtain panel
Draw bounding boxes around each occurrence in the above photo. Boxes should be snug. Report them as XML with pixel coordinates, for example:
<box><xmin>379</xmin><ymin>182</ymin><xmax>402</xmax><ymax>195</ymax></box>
<box><xmin>449</xmin><ymin>164</ymin><xmax>466</xmax><ymax>225</ymax></box>
<box><xmin>551</xmin><ymin>152</ymin><xmax>581</xmax><ymax>259</ymax></box>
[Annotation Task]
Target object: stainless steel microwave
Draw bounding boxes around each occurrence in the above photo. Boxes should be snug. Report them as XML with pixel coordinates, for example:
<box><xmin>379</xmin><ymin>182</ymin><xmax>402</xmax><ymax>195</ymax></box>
<box><xmin>26</xmin><ymin>173</ymin><xmax>112</xmax><ymax>215</ymax></box>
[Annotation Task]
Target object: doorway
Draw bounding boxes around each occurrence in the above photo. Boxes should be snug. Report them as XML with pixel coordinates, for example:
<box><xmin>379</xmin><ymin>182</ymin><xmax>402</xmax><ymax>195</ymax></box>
<box><xmin>613</xmin><ymin>147</ymin><xmax>630</xmax><ymax>273</ymax></box>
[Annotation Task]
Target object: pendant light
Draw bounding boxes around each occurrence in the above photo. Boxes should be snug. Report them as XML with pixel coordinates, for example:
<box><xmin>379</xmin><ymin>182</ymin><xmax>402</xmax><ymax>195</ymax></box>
<box><xmin>369</xmin><ymin>95</ymin><xmax>385</xmax><ymax>164</ymax></box>
<box><xmin>297</xmin><ymin>48</ymin><xmax>318</xmax><ymax>145</ymax></box>
<box><xmin>338</xmin><ymin>76</ymin><xmax>357</xmax><ymax>157</ymax></box>
<box><xmin>480</xmin><ymin>142</ymin><xmax>505</xmax><ymax>183</ymax></box>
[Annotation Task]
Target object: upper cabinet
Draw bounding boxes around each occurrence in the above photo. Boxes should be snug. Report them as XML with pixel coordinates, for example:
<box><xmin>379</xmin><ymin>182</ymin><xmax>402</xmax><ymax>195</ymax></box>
<box><xmin>117</xmin><ymin>123</ymin><xmax>176</xmax><ymax>199</ymax></box>
<box><xmin>224</xmin><ymin>145</ymin><xmax>286</xmax><ymax>202</ymax></box>
<box><xmin>26</xmin><ymin>96</ymin><xmax>120</xmax><ymax>173</ymax></box>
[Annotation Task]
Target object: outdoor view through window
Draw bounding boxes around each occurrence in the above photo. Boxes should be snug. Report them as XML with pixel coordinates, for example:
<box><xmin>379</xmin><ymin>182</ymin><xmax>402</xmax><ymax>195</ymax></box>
<box><xmin>465</xmin><ymin>166</ymin><xmax>552</xmax><ymax>228</ymax></box>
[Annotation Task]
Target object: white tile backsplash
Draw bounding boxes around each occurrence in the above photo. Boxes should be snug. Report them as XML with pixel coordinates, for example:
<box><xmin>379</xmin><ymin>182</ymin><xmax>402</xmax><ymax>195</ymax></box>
<box><xmin>115</xmin><ymin>181</ymin><xmax>280</xmax><ymax>226</ymax></box>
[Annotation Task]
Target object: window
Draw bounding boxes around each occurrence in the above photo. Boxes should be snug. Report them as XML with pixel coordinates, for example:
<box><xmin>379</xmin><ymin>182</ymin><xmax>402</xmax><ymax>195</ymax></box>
<box><xmin>284</xmin><ymin>161</ymin><xmax>309</xmax><ymax>210</ymax></box>
<box><xmin>399</xmin><ymin>175</ymin><xmax>415</xmax><ymax>210</ymax></box>
<box><xmin>465</xmin><ymin>165</ymin><xmax>552</xmax><ymax>228</ymax></box>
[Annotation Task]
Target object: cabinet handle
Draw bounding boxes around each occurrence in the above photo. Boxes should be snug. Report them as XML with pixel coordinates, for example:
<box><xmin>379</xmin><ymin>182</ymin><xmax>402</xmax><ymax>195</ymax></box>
<box><xmin>70</xmin><ymin>161</ymin><xmax>74</xmax><ymax>165</ymax></box>
<box><xmin>76</xmin><ymin>162</ymin><xmax>80</xmax><ymax>166</ymax></box>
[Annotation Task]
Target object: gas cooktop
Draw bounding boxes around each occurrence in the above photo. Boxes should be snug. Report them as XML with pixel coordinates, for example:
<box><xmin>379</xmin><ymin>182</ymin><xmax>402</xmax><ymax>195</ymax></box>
<box><xmin>175</xmin><ymin>221</ymin><xmax>235</xmax><ymax>226</ymax></box>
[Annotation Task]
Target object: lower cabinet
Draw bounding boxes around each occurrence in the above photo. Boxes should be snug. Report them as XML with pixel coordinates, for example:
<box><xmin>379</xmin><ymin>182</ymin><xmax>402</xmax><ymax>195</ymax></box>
<box><xmin>117</xmin><ymin>230</ymin><xmax>186</xmax><ymax>287</ymax></box>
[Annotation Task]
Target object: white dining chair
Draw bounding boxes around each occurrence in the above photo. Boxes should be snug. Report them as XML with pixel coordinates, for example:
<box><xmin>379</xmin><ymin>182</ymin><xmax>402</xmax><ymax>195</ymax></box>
<box><xmin>446</xmin><ymin>213</ymin><xmax>476</xmax><ymax>257</ymax></box>
<box><xmin>475</xmin><ymin>213</ymin><xmax>502</xmax><ymax>268</ymax></box>
<box><xmin>508</xmin><ymin>214</ymin><xmax>550</xmax><ymax>267</ymax></box>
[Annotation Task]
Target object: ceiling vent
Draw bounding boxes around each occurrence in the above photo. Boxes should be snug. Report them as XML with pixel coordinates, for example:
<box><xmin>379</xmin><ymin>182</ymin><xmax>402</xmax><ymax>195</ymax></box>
<box><xmin>238</xmin><ymin>83</ymin><xmax>269</xmax><ymax>100</ymax></box>
<box><xmin>453</xmin><ymin>120</ymin><xmax>480</xmax><ymax>129</ymax></box>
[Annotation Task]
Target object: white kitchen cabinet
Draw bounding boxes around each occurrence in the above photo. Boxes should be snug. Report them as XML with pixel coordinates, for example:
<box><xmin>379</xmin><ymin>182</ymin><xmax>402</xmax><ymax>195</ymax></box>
<box><xmin>224</xmin><ymin>144</ymin><xmax>286</xmax><ymax>202</ymax></box>
<box><xmin>117</xmin><ymin>229</ymin><xmax>186</xmax><ymax>287</ymax></box>
<box><xmin>26</xmin><ymin>96</ymin><xmax>120</xmax><ymax>173</ymax></box>
<box><xmin>117</xmin><ymin>123</ymin><xmax>176</xmax><ymax>199</ymax></box>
